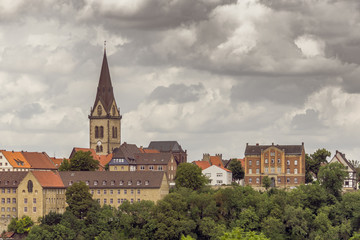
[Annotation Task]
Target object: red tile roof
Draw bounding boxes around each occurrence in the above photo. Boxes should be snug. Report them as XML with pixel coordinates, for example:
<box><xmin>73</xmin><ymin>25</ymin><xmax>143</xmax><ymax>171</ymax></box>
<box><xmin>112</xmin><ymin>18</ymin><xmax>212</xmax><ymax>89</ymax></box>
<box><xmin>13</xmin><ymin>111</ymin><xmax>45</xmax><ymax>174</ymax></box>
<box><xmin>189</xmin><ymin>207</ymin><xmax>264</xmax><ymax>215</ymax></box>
<box><xmin>1</xmin><ymin>151</ymin><xmax>31</xmax><ymax>168</ymax></box>
<box><xmin>219</xmin><ymin>166</ymin><xmax>232</xmax><ymax>172</ymax></box>
<box><xmin>210</xmin><ymin>156</ymin><xmax>223</xmax><ymax>167</ymax></box>
<box><xmin>21</xmin><ymin>152</ymin><xmax>57</xmax><ymax>169</ymax></box>
<box><xmin>50</xmin><ymin>157</ymin><xmax>65</xmax><ymax>168</ymax></box>
<box><xmin>98</xmin><ymin>154</ymin><xmax>113</xmax><ymax>169</ymax></box>
<box><xmin>32</xmin><ymin>171</ymin><xmax>65</xmax><ymax>188</ymax></box>
<box><xmin>139</xmin><ymin>148</ymin><xmax>160</xmax><ymax>153</ymax></box>
<box><xmin>193</xmin><ymin>161</ymin><xmax>211</xmax><ymax>170</ymax></box>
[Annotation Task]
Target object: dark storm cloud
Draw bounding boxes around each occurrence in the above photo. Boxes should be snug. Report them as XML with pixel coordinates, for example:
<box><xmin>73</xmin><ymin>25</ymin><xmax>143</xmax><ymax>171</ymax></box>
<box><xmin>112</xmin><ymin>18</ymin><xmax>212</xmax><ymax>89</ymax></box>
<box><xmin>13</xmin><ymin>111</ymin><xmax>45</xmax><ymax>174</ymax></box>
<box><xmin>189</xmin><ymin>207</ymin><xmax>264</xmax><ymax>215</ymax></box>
<box><xmin>149</xmin><ymin>83</ymin><xmax>205</xmax><ymax>104</ymax></box>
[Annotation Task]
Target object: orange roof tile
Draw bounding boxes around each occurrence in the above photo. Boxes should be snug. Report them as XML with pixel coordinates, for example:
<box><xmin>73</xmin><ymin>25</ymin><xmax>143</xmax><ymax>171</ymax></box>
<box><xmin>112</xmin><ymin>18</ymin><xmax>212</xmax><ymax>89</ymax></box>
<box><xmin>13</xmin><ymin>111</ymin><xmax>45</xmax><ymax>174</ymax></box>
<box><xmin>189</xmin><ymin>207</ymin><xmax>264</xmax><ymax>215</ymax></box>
<box><xmin>1</xmin><ymin>151</ymin><xmax>31</xmax><ymax>168</ymax></box>
<box><xmin>32</xmin><ymin>171</ymin><xmax>64</xmax><ymax>188</ymax></box>
<box><xmin>219</xmin><ymin>166</ymin><xmax>232</xmax><ymax>172</ymax></box>
<box><xmin>193</xmin><ymin>161</ymin><xmax>211</xmax><ymax>170</ymax></box>
<box><xmin>21</xmin><ymin>152</ymin><xmax>57</xmax><ymax>169</ymax></box>
<box><xmin>98</xmin><ymin>154</ymin><xmax>113</xmax><ymax>168</ymax></box>
<box><xmin>50</xmin><ymin>157</ymin><xmax>66</xmax><ymax>168</ymax></box>
<box><xmin>139</xmin><ymin>148</ymin><xmax>160</xmax><ymax>153</ymax></box>
<box><xmin>210</xmin><ymin>156</ymin><xmax>223</xmax><ymax>167</ymax></box>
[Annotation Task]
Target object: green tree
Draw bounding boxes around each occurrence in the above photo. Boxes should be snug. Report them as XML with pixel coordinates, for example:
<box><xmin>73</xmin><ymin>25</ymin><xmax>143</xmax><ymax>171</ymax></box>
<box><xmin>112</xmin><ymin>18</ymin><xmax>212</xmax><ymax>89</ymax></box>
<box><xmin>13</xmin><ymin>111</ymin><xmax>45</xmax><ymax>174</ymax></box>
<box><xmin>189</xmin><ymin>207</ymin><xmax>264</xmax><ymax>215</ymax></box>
<box><xmin>220</xmin><ymin>227</ymin><xmax>270</xmax><ymax>240</ymax></box>
<box><xmin>65</xmin><ymin>181</ymin><xmax>98</xmax><ymax>219</ymax></box>
<box><xmin>40</xmin><ymin>211</ymin><xmax>63</xmax><ymax>226</ymax></box>
<box><xmin>318</xmin><ymin>162</ymin><xmax>348</xmax><ymax>198</ymax></box>
<box><xmin>175</xmin><ymin>163</ymin><xmax>208</xmax><ymax>190</ymax></box>
<box><xmin>69</xmin><ymin>151</ymin><xmax>99</xmax><ymax>171</ymax></box>
<box><xmin>262</xmin><ymin>176</ymin><xmax>271</xmax><ymax>190</ymax></box>
<box><xmin>308</xmin><ymin>149</ymin><xmax>331</xmax><ymax>178</ymax></box>
<box><xmin>305</xmin><ymin>154</ymin><xmax>314</xmax><ymax>183</ymax></box>
<box><xmin>8</xmin><ymin>216</ymin><xmax>34</xmax><ymax>234</ymax></box>
<box><xmin>228</xmin><ymin>160</ymin><xmax>245</xmax><ymax>182</ymax></box>
<box><xmin>58</xmin><ymin>158</ymin><xmax>71</xmax><ymax>171</ymax></box>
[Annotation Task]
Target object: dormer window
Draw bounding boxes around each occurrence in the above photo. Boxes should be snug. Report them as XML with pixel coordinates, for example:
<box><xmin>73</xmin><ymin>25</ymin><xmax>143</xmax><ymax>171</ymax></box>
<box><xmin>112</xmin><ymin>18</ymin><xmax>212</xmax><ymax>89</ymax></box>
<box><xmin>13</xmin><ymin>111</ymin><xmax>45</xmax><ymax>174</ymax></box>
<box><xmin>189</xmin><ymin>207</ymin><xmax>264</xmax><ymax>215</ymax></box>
<box><xmin>128</xmin><ymin>181</ymin><xmax>132</xmax><ymax>185</ymax></box>
<box><xmin>69</xmin><ymin>181</ymin><xmax>73</xmax><ymax>186</ymax></box>
<box><xmin>145</xmin><ymin>181</ymin><xmax>149</xmax><ymax>185</ymax></box>
<box><xmin>85</xmin><ymin>181</ymin><xmax>89</xmax><ymax>186</ymax></box>
<box><xmin>5</xmin><ymin>181</ymin><xmax>9</xmax><ymax>186</ymax></box>
<box><xmin>102</xmin><ymin>180</ymin><xmax>107</xmax><ymax>185</ymax></box>
<box><xmin>94</xmin><ymin>181</ymin><xmax>98</xmax><ymax>186</ymax></box>
<box><xmin>137</xmin><ymin>180</ymin><xmax>141</xmax><ymax>185</ymax></box>
<box><xmin>119</xmin><ymin>181</ymin><xmax>124</xmax><ymax>185</ymax></box>
<box><xmin>111</xmin><ymin>180</ymin><xmax>115</xmax><ymax>186</ymax></box>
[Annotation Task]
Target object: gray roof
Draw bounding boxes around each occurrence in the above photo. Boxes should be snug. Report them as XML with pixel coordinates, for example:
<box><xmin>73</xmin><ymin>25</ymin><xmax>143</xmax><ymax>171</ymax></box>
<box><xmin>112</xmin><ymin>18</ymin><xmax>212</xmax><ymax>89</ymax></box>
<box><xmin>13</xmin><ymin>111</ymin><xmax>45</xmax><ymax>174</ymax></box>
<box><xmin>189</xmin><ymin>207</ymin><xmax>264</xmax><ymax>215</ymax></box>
<box><xmin>134</xmin><ymin>153</ymin><xmax>172</xmax><ymax>165</ymax></box>
<box><xmin>59</xmin><ymin>171</ymin><xmax>165</xmax><ymax>189</ymax></box>
<box><xmin>113</xmin><ymin>142</ymin><xmax>141</xmax><ymax>159</ymax></box>
<box><xmin>0</xmin><ymin>172</ymin><xmax>28</xmax><ymax>188</ymax></box>
<box><xmin>245</xmin><ymin>144</ymin><xmax>304</xmax><ymax>156</ymax></box>
<box><xmin>147</xmin><ymin>141</ymin><xmax>184</xmax><ymax>152</ymax></box>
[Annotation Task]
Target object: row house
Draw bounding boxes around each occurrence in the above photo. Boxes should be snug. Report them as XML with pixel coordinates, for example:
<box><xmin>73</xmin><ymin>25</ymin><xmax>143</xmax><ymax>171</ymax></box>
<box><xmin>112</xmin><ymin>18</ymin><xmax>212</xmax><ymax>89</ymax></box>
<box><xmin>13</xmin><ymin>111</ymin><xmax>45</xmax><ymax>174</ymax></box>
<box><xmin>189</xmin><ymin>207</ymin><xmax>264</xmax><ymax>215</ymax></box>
<box><xmin>0</xmin><ymin>170</ymin><xmax>169</xmax><ymax>231</ymax></box>
<box><xmin>0</xmin><ymin>150</ymin><xmax>57</xmax><ymax>172</ymax></box>
<box><xmin>244</xmin><ymin>143</ymin><xmax>305</xmax><ymax>188</ymax></box>
<box><xmin>329</xmin><ymin>150</ymin><xmax>357</xmax><ymax>191</ymax></box>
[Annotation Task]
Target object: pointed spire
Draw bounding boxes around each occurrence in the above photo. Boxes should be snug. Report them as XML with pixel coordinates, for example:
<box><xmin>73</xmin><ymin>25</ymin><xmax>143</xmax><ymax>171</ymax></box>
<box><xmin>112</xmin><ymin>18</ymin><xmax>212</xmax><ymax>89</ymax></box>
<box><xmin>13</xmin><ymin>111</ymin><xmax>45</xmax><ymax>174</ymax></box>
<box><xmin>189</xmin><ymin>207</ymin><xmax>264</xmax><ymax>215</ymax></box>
<box><xmin>92</xmin><ymin>47</ymin><xmax>116</xmax><ymax>113</ymax></box>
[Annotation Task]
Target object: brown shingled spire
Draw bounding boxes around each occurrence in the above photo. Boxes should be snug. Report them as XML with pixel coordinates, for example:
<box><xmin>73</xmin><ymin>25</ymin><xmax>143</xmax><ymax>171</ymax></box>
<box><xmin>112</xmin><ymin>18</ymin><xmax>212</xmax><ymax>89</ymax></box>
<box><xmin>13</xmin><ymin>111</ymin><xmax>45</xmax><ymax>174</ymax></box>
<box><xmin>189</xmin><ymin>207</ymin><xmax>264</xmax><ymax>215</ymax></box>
<box><xmin>92</xmin><ymin>48</ymin><xmax>116</xmax><ymax>114</ymax></box>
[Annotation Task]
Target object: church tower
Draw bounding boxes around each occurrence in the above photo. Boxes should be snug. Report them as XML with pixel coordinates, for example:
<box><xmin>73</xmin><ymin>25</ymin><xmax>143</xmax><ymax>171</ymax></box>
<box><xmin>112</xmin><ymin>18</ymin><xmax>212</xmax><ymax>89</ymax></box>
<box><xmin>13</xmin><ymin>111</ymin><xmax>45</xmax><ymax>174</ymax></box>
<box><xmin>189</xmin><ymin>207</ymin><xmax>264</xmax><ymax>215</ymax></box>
<box><xmin>89</xmin><ymin>48</ymin><xmax>121</xmax><ymax>155</ymax></box>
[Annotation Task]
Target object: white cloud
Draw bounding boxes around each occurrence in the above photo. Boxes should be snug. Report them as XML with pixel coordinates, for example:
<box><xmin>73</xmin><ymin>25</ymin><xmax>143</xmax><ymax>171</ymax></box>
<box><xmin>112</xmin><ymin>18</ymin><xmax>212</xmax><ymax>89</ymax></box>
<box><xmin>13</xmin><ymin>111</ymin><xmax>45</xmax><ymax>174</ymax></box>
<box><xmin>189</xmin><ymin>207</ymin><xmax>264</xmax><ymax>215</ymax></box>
<box><xmin>295</xmin><ymin>34</ymin><xmax>325</xmax><ymax>58</ymax></box>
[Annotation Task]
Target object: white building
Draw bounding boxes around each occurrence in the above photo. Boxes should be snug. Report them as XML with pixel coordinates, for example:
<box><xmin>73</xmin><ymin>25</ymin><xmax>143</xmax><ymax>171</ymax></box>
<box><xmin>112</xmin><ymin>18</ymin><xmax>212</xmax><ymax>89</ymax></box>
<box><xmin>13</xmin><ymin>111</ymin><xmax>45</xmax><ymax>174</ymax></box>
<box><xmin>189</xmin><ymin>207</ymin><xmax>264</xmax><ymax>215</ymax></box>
<box><xmin>329</xmin><ymin>150</ymin><xmax>357</xmax><ymax>191</ymax></box>
<box><xmin>203</xmin><ymin>165</ymin><xmax>232</xmax><ymax>185</ymax></box>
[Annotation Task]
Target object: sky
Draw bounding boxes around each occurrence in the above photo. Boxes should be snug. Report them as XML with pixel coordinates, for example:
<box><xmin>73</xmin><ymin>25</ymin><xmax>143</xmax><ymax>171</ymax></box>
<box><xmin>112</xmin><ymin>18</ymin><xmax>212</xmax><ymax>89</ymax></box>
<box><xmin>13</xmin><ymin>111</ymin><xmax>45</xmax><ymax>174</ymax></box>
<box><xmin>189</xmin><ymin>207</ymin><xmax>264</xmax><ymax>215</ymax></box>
<box><xmin>1</xmin><ymin>0</ymin><xmax>360</xmax><ymax>161</ymax></box>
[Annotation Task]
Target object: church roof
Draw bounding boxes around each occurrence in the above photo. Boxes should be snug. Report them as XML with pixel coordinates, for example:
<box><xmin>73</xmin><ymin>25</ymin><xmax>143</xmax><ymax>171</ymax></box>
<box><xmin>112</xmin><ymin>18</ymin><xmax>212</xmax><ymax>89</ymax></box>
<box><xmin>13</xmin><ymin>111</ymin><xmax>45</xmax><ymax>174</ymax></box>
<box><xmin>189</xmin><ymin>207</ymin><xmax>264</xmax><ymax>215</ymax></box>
<box><xmin>147</xmin><ymin>141</ymin><xmax>184</xmax><ymax>153</ymax></box>
<box><xmin>92</xmin><ymin>50</ymin><xmax>116</xmax><ymax>114</ymax></box>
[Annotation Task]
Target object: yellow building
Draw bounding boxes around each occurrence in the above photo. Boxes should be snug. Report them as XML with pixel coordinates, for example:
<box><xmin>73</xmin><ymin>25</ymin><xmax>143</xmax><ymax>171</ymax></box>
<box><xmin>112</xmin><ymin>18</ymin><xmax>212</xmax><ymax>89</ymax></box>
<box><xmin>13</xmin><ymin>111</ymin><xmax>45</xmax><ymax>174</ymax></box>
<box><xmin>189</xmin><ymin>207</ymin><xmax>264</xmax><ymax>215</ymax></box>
<box><xmin>244</xmin><ymin>143</ymin><xmax>305</xmax><ymax>189</ymax></box>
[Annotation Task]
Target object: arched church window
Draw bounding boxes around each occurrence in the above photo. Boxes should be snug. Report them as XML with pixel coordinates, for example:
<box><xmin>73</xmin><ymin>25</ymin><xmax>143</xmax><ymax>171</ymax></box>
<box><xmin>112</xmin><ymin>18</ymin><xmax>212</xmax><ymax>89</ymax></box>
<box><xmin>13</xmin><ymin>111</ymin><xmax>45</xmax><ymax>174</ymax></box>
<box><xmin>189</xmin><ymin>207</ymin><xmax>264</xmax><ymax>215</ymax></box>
<box><xmin>100</xmin><ymin>126</ymin><xmax>104</xmax><ymax>138</ymax></box>
<box><xmin>112</xmin><ymin>106</ymin><xmax>116</xmax><ymax>116</ymax></box>
<box><xmin>112</xmin><ymin>126</ymin><xmax>117</xmax><ymax>138</ymax></box>
<box><xmin>27</xmin><ymin>180</ymin><xmax>33</xmax><ymax>193</ymax></box>
<box><xmin>95</xmin><ymin>126</ymin><xmax>99</xmax><ymax>138</ymax></box>
<box><xmin>97</xmin><ymin>105</ymin><xmax>102</xmax><ymax>116</ymax></box>
<box><xmin>100</xmin><ymin>146</ymin><xmax>103</xmax><ymax>152</ymax></box>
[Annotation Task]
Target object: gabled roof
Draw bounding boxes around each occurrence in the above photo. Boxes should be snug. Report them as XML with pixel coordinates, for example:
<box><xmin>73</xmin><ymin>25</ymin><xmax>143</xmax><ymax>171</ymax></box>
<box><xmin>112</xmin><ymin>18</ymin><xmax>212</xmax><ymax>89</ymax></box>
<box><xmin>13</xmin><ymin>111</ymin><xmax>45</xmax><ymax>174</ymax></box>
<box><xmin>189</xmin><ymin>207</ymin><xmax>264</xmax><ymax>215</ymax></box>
<box><xmin>32</xmin><ymin>171</ymin><xmax>65</xmax><ymax>188</ymax></box>
<box><xmin>245</xmin><ymin>143</ymin><xmax>304</xmax><ymax>155</ymax></box>
<box><xmin>203</xmin><ymin>165</ymin><xmax>232</xmax><ymax>173</ymax></box>
<box><xmin>92</xmin><ymin>50</ymin><xmax>116</xmax><ymax>114</ymax></box>
<box><xmin>134</xmin><ymin>152</ymin><xmax>172</xmax><ymax>165</ymax></box>
<box><xmin>0</xmin><ymin>150</ymin><xmax>31</xmax><ymax>168</ymax></box>
<box><xmin>147</xmin><ymin>141</ymin><xmax>184</xmax><ymax>153</ymax></box>
<box><xmin>331</xmin><ymin>150</ymin><xmax>357</xmax><ymax>172</ymax></box>
<box><xmin>193</xmin><ymin>161</ymin><xmax>211</xmax><ymax>170</ymax></box>
<box><xmin>21</xmin><ymin>152</ymin><xmax>57</xmax><ymax>170</ymax></box>
<box><xmin>0</xmin><ymin>172</ymin><xmax>28</xmax><ymax>187</ymax></box>
<box><xmin>59</xmin><ymin>171</ymin><xmax>166</xmax><ymax>189</ymax></box>
<box><xmin>210</xmin><ymin>156</ymin><xmax>223</xmax><ymax>167</ymax></box>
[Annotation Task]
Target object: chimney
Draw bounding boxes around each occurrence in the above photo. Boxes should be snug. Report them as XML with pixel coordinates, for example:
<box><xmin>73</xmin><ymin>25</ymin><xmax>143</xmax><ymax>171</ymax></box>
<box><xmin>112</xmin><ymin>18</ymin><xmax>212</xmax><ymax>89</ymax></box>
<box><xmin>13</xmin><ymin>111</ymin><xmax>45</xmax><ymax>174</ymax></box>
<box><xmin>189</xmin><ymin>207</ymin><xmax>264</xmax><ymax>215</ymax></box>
<box><xmin>272</xmin><ymin>142</ymin><xmax>274</xmax><ymax>146</ymax></box>
<box><xmin>256</xmin><ymin>143</ymin><xmax>259</xmax><ymax>146</ymax></box>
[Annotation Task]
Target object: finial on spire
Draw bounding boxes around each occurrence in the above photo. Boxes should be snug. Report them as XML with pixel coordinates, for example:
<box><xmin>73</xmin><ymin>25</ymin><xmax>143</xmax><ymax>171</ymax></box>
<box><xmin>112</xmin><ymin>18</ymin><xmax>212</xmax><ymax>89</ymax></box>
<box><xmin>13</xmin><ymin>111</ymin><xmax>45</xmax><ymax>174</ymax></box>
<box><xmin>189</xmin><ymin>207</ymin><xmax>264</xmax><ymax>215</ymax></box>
<box><xmin>104</xmin><ymin>40</ymin><xmax>106</xmax><ymax>52</ymax></box>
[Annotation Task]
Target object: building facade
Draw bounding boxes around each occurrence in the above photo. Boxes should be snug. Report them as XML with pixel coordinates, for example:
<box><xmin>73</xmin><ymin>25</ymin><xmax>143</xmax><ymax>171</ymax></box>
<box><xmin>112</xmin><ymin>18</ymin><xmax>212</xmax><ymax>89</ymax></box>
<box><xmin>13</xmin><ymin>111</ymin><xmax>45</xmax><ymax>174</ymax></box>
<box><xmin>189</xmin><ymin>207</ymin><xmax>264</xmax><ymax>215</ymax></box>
<box><xmin>202</xmin><ymin>165</ymin><xmax>232</xmax><ymax>185</ymax></box>
<box><xmin>329</xmin><ymin>150</ymin><xmax>357</xmax><ymax>191</ymax></box>
<box><xmin>89</xmin><ymin>49</ymin><xmax>122</xmax><ymax>155</ymax></box>
<box><xmin>244</xmin><ymin>143</ymin><xmax>305</xmax><ymax>188</ymax></box>
<box><xmin>147</xmin><ymin>141</ymin><xmax>187</xmax><ymax>165</ymax></box>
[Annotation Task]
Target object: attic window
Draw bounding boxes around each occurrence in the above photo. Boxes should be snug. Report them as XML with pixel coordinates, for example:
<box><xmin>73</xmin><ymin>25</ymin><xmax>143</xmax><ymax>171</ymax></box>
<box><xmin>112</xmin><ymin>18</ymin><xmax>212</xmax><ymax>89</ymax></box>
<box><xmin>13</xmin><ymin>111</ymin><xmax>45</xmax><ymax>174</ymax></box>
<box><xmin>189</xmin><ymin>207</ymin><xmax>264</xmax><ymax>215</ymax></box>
<box><xmin>145</xmin><ymin>181</ymin><xmax>149</xmax><ymax>185</ymax></box>
<box><xmin>128</xmin><ymin>181</ymin><xmax>132</xmax><ymax>185</ymax></box>
<box><xmin>85</xmin><ymin>181</ymin><xmax>89</xmax><ymax>186</ymax></box>
<box><xmin>94</xmin><ymin>181</ymin><xmax>98</xmax><ymax>186</ymax></box>
<box><xmin>13</xmin><ymin>181</ymin><xmax>17</xmax><ymax>185</ymax></box>
<box><xmin>5</xmin><ymin>181</ymin><xmax>9</xmax><ymax>186</ymax></box>
<box><xmin>102</xmin><ymin>180</ymin><xmax>107</xmax><ymax>185</ymax></box>
<box><xmin>111</xmin><ymin>180</ymin><xmax>115</xmax><ymax>186</ymax></box>
<box><xmin>69</xmin><ymin>181</ymin><xmax>73</xmax><ymax>186</ymax></box>
<box><xmin>137</xmin><ymin>181</ymin><xmax>141</xmax><ymax>185</ymax></box>
<box><xmin>119</xmin><ymin>181</ymin><xmax>124</xmax><ymax>185</ymax></box>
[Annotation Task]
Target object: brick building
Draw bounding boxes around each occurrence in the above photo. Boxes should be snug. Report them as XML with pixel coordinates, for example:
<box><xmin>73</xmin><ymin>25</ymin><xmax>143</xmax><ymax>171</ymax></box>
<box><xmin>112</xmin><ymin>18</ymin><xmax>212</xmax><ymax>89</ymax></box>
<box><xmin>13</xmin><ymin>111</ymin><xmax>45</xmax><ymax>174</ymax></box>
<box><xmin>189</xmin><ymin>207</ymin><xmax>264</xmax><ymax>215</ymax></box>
<box><xmin>244</xmin><ymin>143</ymin><xmax>305</xmax><ymax>188</ymax></box>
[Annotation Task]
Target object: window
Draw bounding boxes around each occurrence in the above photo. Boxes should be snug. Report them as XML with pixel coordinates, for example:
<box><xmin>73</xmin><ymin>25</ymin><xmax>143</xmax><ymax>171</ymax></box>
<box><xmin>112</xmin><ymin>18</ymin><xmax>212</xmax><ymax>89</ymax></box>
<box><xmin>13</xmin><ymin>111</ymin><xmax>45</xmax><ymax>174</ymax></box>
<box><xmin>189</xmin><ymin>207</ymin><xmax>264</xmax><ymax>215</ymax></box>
<box><xmin>277</xmin><ymin>167</ymin><xmax>281</xmax><ymax>173</ymax></box>
<box><xmin>12</xmin><ymin>198</ymin><xmax>16</xmax><ymax>204</ymax></box>
<box><xmin>12</xmin><ymin>207</ymin><xmax>16</xmax><ymax>212</ymax></box>
<box><xmin>100</xmin><ymin>126</ymin><xmax>104</xmax><ymax>138</ymax></box>
<box><xmin>217</xmin><ymin>173</ymin><xmax>223</xmax><ymax>177</ymax></box>
<box><xmin>33</xmin><ymin>198</ymin><xmax>36</xmax><ymax>204</ymax></box>
<box><xmin>140</xmin><ymin>165</ymin><xmax>145</xmax><ymax>170</ymax></box>
<box><xmin>118</xmin><ymin>190</ymin><xmax>120</xmax><ymax>194</ymax></box>
<box><xmin>278</xmin><ymin>158</ymin><xmax>281</xmax><ymax>164</ymax></box>
<box><xmin>110</xmin><ymin>199</ymin><xmax>113</xmax><ymax>204</ymax></box>
<box><xmin>128</xmin><ymin>181</ymin><xmax>132</xmax><ymax>185</ymax></box>
<box><xmin>137</xmin><ymin>181</ymin><xmax>141</xmax><ymax>185</ymax></box>
<box><xmin>69</xmin><ymin>181</ymin><xmax>73</xmax><ymax>186</ymax></box>
<box><xmin>12</xmin><ymin>189</ymin><xmax>16</xmax><ymax>193</ymax></box>
<box><xmin>287</xmin><ymin>178</ymin><xmax>290</xmax><ymax>183</ymax></box>
<box><xmin>256</xmin><ymin>160</ymin><xmax>259</xmax><ymax>166</ymax></box>
<box><xmin>216</xmin><ymin>180</ymin><xmax>223</xmax><ymax>184</ymax></box>
<box><xmin>1</xmin><ymin>198</ymin><xmax>4</xmax><ymax>204</ymax></box>
<box><xmin>145</xmin><ymin>181</ymin><xmax>149</xmax><ymax>185</ymax></box>
<box><xmin>265</xmin><ymin>159</ymin><xmax>268</xmax><ymax>164</ymax></box>
<box><xmin>0</xmin><ymin>208</ymin><xmax>3</xmax><ymax>212</ymax></box>
<box><xmin>112</xmin><ymin>106</ymin><xmax>116</xmax><ymax>116</ymax></box>
<box><xmin>95</xmin><ymin>126</ymin><xmax>99</xmax><ymax>138</ymax></box>
<box><xmin>249</xmin><ymin>178</ymin><xmax>252</xmax><ymax>183</ymax></box>
<box><xmin>118</xmin><ymin>199</ymin><xmax>121</xmax><ymax>204</ymax></box>
<box><xmin>104</xmin><ymin>190</ymin><xmax>107</xmax><ymax>194</ymax></box>
<box><xmin>256</xmin><ymin>168</ymin><xmax>259</xmax><ymax>174</ymax></box>
<box><xmin>131</xmin><ymin>199</ymin><xmax>134</xmax><ymax>203</ymax></box>
<box><xmin>112</xmin><ymin>126</ymin><xmax>118</xmax><ymax>138</ymax></box>
<box><xmin>256</xmin><ymin>178</ymin><xmax>260</xmax><ymax>183</ymax></box>
<box><xmin>124</xmin><ymin>190</ymin><xmax>127</xmax><ymax>194</ymax></box>
<box><xmin>94</xmin><ymin>181</ymin><xmax>98</xmax><ymax>186</ymax></box>
<box><xmin>294</xmin><ymin>168</ymin><xmax>298</xmax><ymax>174</ymax></box>
<box><xmin>158</xmin><ymin>166</ymin><xmax>163</xmax><ymax>171</ymax></box>
<box><xmin>91</xmin><ymin>190</ymin><xmax>94</xmax><ymax>195</ymax></box>
<box><xmin>111</xmin><ymin>180</ymin><xmax>115</xmax><ymax>186</ymax></box>
<box><xmin>97</xmin><ymin>190</ymin><xmax>100</xmax><ymax>194</ymax></box>
<box><xmin>137</xmin><ymin>190</ymin><xmax>140</xmax><ymax>194</ymax></box>
<box><xmin>110</xmin><ymin>190</ymin><xmax>113</xmax><ymax>195</ymax></box>
<box><xmin>102</xmin><ymin>180</ymin><xmax>107</xmax><ymax>185</ymax></box>
<box><xmin>131</xmin><ymin>190</ymin><xmax>134</xmax><ymax>195</ymax></box>
<box><xmin>294</xmin><ymin>178</ymin><xmax>298</xmax><ymax>184</ymax></box>
<box><xmin>294</xmin><ymin>160</ymin><xmax>298</xmax><ymax>166</ymax></box>
<box><xmin>6</xmin><ymin>198</ymin><xmax>10</xmax><ymax>204</ymax></box>
<box><xmin>24</xmin><ymin>207</ymin><xmax>27</xmax><ymax>213</ymax></box>
<box><xmin>149</xmin><ymin>166</ymin><xmax>154</xmax><ymax>170</ymax></box>
<box><xmin>27</xmin><ymin>180</ymin><xmax>33</xmax><ymax>193</ymax></box>
<box><xmin>265</xmin><ymin>167</ymin><xmax>268</xmax><ymax>173</ymax></box>
<box><xmin>345</xmin><ymin>181</ymin><xmax>349</xmax><ymax>186</ymax></box>
<box><xmin>271</xmin><ymin>159</ymin><xmax>275</xmax><ymax>164</ymax></box>
<box><xmin>33</xmin><ymin>207</ymin><xmax>36</xmax><ymax>213</ymax></box>
<box><xmin>85</xmin><ymin>181</ymin><xmax>89</xmax><ymax>185</ymax></box>
<box><xmin>120</xmin><ymin>181</ymin><xmax>124</xmax><ymax>185</ymax></box>
<box><xmin>249</xmin><ymin>160</ymin><xmax>252</xmax><ymax>166</ymax></box>
<box><xmin>104</xmin><ymin>199</ymin><xmax>107</xmax><ymax>204</ymax></box>
<box><xmin>24</xmin><ymin>198</ymin><xmax>27</xmax><ymax>204</ymax></box>
<box><xmin>270</xmin><ymin>152</ymin><xmax>275</xmax><ymax>156</ymax></box>
<box><xmin>97</xmin><ymin>105</ymin><xmax>102</xmax><ymax>115</ymax></box>
<box><xmin>287</xmin><ymin>160</ymin><xmax>290</xmax><ymax>165</ymax></box>
<box><xmin>278</xmin><ymin>178</ymin><xmax>281</xmax><ymax>183</ymax></box>
<box><xmin>271</xmin><ymin>167</ymin><xmax>275</xmax><ymax>173</ymax></box>
<box><xmin>286</xmin><ymin>168</ymin><xmax>290</xmax><ymax>174</ymax></box>
<box><xmin>248</xmin><ymin>169</ymin><xmax>252</xmax><ymax>174</ymax></box>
